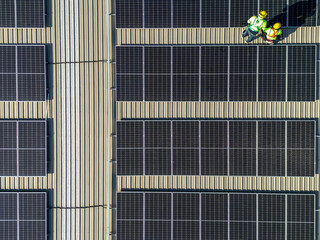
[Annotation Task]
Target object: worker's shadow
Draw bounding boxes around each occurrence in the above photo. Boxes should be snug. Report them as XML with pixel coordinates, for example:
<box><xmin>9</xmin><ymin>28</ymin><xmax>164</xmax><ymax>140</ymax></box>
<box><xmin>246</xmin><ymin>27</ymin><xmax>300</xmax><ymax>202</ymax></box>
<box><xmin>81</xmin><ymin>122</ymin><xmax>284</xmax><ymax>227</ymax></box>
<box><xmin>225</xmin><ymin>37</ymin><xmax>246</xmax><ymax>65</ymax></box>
<box><xmin>266</xmin><ymin>0</ymin><xmax>317</xmax><ymax>42</ymax></box>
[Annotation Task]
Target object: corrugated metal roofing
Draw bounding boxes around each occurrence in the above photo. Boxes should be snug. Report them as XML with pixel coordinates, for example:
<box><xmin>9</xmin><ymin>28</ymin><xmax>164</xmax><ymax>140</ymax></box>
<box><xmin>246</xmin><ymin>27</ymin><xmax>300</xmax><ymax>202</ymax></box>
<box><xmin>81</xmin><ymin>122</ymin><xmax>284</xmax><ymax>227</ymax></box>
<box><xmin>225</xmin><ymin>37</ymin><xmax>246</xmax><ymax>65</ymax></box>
<box><xmin>117</xmin><ymin>27</ymin><xmax>320</xmax><ymax>45</ymax></box>
<box><xmin>0</xmin><ymin>0</ymin><xmax>111</xmax><ymax>239</ymax></box>
<box><xmin>0</xmin><ymin>0</ymin><xmax>319</xmax><ymax>239</ymax></box>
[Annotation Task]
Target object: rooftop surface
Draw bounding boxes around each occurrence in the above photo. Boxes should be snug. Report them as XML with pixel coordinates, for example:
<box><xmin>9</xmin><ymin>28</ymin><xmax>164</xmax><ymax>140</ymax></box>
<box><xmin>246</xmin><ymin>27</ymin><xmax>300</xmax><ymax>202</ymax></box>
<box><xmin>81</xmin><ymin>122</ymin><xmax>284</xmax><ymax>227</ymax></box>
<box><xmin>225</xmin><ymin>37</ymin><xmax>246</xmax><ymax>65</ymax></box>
<box><xmin>0</xmin><ymin>0</ymin><xmax>319</xmax><ymax>239</ymax></box>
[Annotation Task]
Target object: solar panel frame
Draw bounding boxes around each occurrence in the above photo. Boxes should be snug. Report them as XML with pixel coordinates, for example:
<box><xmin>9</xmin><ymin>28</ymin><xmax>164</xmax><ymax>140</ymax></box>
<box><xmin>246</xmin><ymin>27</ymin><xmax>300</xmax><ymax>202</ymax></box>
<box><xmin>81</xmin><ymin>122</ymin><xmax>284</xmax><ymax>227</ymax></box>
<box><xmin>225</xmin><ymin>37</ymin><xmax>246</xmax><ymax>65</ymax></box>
<box><xmin>0</xmin><ymin>45</ymin><xmax>46</xmax><ymax>102</ymax></box>
<box><xmin>116</xmin><ymin>0</ymin><xmax>318</xmax><ymax>28</ymax></box>
<box><xmin>117</xmin><ymin>192</ymin><xmax>316</xmax><ymax>240</ymax></box>
<box><xmin>0</xmin><ymin>0</ymin><xmax>45</xmax><ymax>28</ymax></box>
<box><xmin>0</xmin><ymin>120</ymin><xmax>47</xmax><ymax>176</ymax></box>
<box><xmin>0</xmin><ymin>192</ymin><xmax>47</xmax><ymax>240</ymax></box>
<box><xmin>116</xmin><ymin>44</ymin><xmax>317</xmax><ymax>102</ymax></box>
<box><xmin>117</xmin><ymin>119</ymin><xmax>316</xmax><ymax>177</ymax></box>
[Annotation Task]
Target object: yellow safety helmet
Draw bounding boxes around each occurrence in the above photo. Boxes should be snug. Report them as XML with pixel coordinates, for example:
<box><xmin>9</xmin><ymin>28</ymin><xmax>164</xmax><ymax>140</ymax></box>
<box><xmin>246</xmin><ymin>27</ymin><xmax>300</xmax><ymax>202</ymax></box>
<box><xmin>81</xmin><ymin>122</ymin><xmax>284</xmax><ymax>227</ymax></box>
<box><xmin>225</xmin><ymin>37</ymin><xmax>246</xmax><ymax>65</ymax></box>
<box><xmin>259</xmin><ymin>10</ymin><xmax>267</xmax><ymax>18</ymax></box>
<box><xmin>273</xmin><ymin>22</ymin><xmax>281</xmax><ymax>29</ymax></box>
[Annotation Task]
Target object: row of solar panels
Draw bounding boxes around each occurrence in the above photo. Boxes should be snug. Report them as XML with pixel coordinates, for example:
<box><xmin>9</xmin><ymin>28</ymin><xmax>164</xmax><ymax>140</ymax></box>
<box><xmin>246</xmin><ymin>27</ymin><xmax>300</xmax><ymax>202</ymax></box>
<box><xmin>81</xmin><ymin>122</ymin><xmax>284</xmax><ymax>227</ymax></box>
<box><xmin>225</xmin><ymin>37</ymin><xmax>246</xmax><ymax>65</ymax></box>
<box><xmin>117</xmin><ymin>120</ymin><xmax>316</xmax><ymax>177</ymax></box>
<box><xmin>0</xmin><ymin>45</ymin><xmax>46</xmax><ymax>101</ymax></box>
<box><xmin>116</xmin><ymin>45</ymin><xmax>317</xmax><ymax>102</ymax></box>
<box><xmin>0</xmin><ymin>192</ymin><xmax>46</xmax><ymax>240</ymax></box>
<box><xmin>117</xmin><ymin>192</ymin><xmax>316</xmax><ymax>240</ymax></box>
<box><xmin>0</xmin><ymin>120</ymin><xmax>47</xmax><ymax>176</ymax></box>
<box><xmin>0</xmin><ymin>2</ymin><xmax>47</xmax><ymax>239</ymax></box>
<box><xmin>116</xmin><ymin>0</ymin><xmax>317</xmax><ymax>28</ymax></box>
<box><xmin>0</xmin><ymin>0</ymin><xmax>45</xmax><ymax>28</ymax></box>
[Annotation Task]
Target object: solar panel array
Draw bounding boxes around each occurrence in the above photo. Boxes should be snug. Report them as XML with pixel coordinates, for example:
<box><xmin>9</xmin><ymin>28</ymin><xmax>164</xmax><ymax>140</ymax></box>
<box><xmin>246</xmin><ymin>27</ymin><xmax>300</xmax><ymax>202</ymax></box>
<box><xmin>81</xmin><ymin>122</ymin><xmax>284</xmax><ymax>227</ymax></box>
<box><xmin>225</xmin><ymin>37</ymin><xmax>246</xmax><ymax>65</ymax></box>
<box><xmin>0</xmin><ymin>120</ymin><xmax>47</xmax><ymax>176</ymax></box>
<box><xmin>0</xmin><ymin>192</ymin><xmax>46</xmax><ymax>240</ymax></box>
<box><xmin>116</xmin><ymin>45</ymin><xmax>316</xmax><ymax>102</ymax></box>
<box><xmin>116</xmin><ymin>0</ymin><xmax>317</xmax><ymax>28</ymax></box>
<box><xmin>0</xmin><ymin>45</ymin><xmax>46</xmax><ymax>101</ymax></box>
<box><xmin>0</xmin><ymin>0</ymin><xmax>45</xmax><ymax>28</ymax></box>
<box><xmin>117</xmin><ymin>120</ymin><xmax>315</xmax><ymax>177</ymax></box>
<box><xmin>117</xmin><ymin>192</ymin><xmax>315</xmax><ymax>240</ymax></box>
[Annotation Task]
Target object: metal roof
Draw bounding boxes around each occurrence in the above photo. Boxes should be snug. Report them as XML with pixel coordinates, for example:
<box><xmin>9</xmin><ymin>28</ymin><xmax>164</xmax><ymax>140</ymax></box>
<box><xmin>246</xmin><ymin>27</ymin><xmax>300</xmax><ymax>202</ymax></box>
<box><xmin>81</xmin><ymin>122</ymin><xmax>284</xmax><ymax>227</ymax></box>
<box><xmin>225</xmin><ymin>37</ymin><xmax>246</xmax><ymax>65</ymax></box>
<box><xmin>0</xmin><ymin>0</ymin><xmax>319</xmax><ymax>239</ymax></box>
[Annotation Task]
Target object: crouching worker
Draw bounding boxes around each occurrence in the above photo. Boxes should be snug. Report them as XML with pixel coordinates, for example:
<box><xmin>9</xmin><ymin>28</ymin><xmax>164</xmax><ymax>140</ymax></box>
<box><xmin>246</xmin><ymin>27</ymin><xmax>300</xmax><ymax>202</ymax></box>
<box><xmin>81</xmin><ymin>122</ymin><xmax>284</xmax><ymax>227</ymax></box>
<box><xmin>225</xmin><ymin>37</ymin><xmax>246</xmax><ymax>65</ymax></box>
<box><xmin>263</xmin><ymin>22</ymin><xmax>283</xmax><ymax>44</ymax></box>
<box><xmin>242</xmin><ymin>10</ymin><xmax>267</xmax><ymax>43</ymax></box>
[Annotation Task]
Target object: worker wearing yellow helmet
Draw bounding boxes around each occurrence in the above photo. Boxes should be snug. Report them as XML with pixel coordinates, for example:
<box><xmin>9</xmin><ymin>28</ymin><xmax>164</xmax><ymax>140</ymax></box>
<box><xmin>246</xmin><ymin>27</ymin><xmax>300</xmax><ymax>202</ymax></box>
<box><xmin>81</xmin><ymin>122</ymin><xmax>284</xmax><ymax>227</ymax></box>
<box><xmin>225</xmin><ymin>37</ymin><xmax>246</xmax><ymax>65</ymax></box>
<box><xmin>242</xmin><ymin>10</ymin><xmax>268</xmax><ymax>43</ymax></box>
<box><xmin>263</xmin><ymin>22</ymin><xmax>283</xmax><ymax>44</ymax></box>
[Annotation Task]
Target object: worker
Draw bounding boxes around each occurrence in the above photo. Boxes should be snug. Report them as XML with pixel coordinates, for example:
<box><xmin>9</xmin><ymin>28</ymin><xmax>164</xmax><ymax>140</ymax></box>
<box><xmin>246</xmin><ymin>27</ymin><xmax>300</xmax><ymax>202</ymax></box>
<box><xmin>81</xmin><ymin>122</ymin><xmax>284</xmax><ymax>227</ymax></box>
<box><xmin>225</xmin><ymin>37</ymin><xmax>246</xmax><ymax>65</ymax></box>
<box><xmin>242</xmin><ymin>10</ymin><xmax>268</xmax><ymax>43</ymax></box>
<box><xmin>263</xmin><ymin>22</ymin><xmax>283</xmax><ymax>44</ymax></box>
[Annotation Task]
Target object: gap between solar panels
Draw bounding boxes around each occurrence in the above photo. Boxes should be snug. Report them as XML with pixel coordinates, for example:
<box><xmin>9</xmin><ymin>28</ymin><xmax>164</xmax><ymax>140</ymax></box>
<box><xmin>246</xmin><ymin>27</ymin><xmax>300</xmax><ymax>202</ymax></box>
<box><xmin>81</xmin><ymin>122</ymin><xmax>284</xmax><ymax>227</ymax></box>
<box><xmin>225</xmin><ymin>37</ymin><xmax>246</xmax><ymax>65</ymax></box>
<box><xmin>0</xmin><ymin>120</ymin><xmax>47</xmax><ymax>176</ymax></box>
<box><xmin>116</xmin><ymin>192</ymin><xmax>316</xmax><ymax>240</ymax></box>
<box><xmin>0</xmin><ymin>192</ymin><xmax>47</xmax><ymax>240</ymax></box>
<box><xmin>116</xmin><ymin>45</ymin><xmax>317</xmax><ymax>102</ymax></box>
<box><xmin>0</xmin><ymin>45</ymin><xmax>46</xmax><ymax>101</ymax></box>
<box><xmin>116</xmin><ymin>0</ymin><xmax>317</xmax><ymax>28</ymax></box>
<box><xmin>0</xmin><ymin>0</ymin><xmax>45</xmax><ymax>28</ymax></box>
<box><xmin>116</xmin><ymin>120</ymin><xmax>316</xmax><ymax>177</ymax></box>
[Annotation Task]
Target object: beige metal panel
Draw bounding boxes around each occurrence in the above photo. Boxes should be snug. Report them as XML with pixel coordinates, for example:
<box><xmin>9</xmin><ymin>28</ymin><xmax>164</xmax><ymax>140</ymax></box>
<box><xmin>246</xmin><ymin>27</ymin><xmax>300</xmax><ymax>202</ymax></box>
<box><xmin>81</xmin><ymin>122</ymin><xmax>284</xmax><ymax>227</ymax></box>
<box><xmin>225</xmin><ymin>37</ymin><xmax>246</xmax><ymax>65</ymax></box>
<box><xmin>117</xmin><ymin>175</ymin><xmax>318</xmax><ymax>192</ymax></box>
<box><xmin>117</xmin><ymin>27</ymin><xmax>319</xmax><ymax>45</ymax></box>
<box><xmin>0</xmin><ymin>102</ymin><xmax>46</xmax><ymax>118</ymax></box>
<box><xmin>79</xmin><ymin>0</ymin><xmax>110</xmax><ymax>238</ymax></box>
<box><xmin>117</xmin><ymin>101</ymin><xmax>320</xmax><ymax>119</ymax></box>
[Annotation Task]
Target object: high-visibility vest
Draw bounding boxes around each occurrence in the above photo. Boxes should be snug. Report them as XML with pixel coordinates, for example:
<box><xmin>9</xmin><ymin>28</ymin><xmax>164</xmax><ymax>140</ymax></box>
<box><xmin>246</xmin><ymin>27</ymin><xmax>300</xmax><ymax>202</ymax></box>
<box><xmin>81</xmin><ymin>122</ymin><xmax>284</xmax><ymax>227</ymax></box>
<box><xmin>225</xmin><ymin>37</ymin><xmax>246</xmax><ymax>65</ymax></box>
<box><xmin>265</xmin><ymin>28</ymin><xmax>282</xmax><ymax>40</ymax></box>
<box><xmin>247</xmin><ymin>16</ymin><xmax>267</xmax><ymax>32</ymax></box>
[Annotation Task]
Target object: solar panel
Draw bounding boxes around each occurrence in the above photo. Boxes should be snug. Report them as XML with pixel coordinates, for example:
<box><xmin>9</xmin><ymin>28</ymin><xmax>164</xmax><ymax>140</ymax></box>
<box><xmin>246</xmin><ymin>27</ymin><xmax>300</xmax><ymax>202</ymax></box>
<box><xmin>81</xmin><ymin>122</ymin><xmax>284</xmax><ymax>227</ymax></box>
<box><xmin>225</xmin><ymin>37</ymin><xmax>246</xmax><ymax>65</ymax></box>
<box><xmin>0</xmin><ymin>192</ymin><xmax>46</xmax><ymax>240</ymax></box>
<box><xmin>116</xmin><ymin>0</ymin><xmax>317</xmax><ymax>28</ymax></box>
<box><xmin>173</xmin><ymin>0</ymin><xmax>200</xmax><ymax>28</ymax></box>
<box><xmin>259</xmin><ymin>223</ymin><xmax>285</xmax><ymax>240</ymax></box>
<box><xmin>258</xmin><ymin>195</ymin><xmax>285</xmax><ymax>221</ymax></box>
<box><xmin>0</xmin><ymin>120</ymin><xmax>47</xmax><ymax>176</ymax></box>
<box><xmin>117</xmin><ymin>120</ymin><xmax>315</xmax><ymax>176</ymax></box>
<box><xmin>144</xmin><ymin>47</ymin><xmax>171</xmax><ymax>101</ymax></box>
<box><xmin>287</xmin><ymin>121</ymin><xmax>315</xmax><ymax>176</ymax></box>
<box><xmin>145</xmin><ymin>221</ymin><xmax>171</xmax><ymax>239</ymax></box>
<box><xmin>115</xmin><ymin>0</ymin><xmax>143</xmax><ymax>28</ymax></box>
<box><xmin>145</xmin><ymin>0</ymin><xmax>171</xmax><ymax>28</ymax></box>
<box><xmin>0</xmin><ymin>74</ymin><xmax>17</xmax><ymax>101</ymax></box>
<box><xmin>116</xmin><ymin>47</ymin><xmax>143</xmax><ymax>74</ymax></box>
<box><xmin>230</xmin><ymin>222</ymin><xmax>257</xmax><ymax>240</ymax></box>
<box><xmin>0</xmin><ymin>0</ymin><xmax>15</xmax><ymax>28</ymax></box>
<box><xmin>117</xmin><ymin>149</ymin><xmax>143</xmax><ymax>176</ymax></box>
<box><xmin>260</xmin><ymin>0</ymin><xmax>288</xmax><ymax>26</ymax></box>
<box><xmin>145</xmin><ymin>149</ymin><xmax>171</xmax><ymax>175</ymax></box>
<box><xmin>0</xmin><ymin>221</ymin><xmax>17</xmax><ymax>239</ymax></box>
<box><xmin>201</xmin><ymin>77</ymin><xmax>228</xmax><ymax>101</ymax></box>
<box><xmin>230</xmin><ymin>0</ymin><xmax>259</xmax><ymax>28</ymax></box>
<box><xmin>202</xmin><ymin>222</ymin><xmax>228</xmax><ymax>240</ymax></box>
<box><xmin>0</xmin><ymin>45</ymin><xmax>46</xmax><ymax>101</ymax></box>
<box><xmin>258</xmin><ymin>74</ymin><xmax>286</xmax><ymax>101</ymax></box>
<box><xmin>173</xmin><ymin>148</ymin><xmax>199</xmax><ymax>175</ymax></box>
<box><xmin>116</xmin><ymin>47</ymin><xmax>143</xmax><ymax>101</ymax></box>
<box><xmin>288</xmin><ymin>0</ymin><xmax>317</xmax><ymax>27</ymax></box>
<box><xmin>201</xmin><ymin>194</ymin><xmax>228</xmax><ymax>220</ymax></box>
<box><xmin>117</xmin><ymin>192</ymin><xmax>316</xmax><ymax>240</ymax></box>
<box><xmin>0</xmin><ymin>0</ymin><xmax>45</xmax><ymax>28</ymax></box>
<box><xmin>145</xmin><ymin>193</ymin><xmax>171</xmax><ymax>219</ymax></box>
<box><xmin>202</xmin><ymin>0</ymin><xmax>229</xmax><ymax>27</ymax></box>
<box><xmin>0</xmin><ymin>45</ymin><xmax>16</xmax><ymax>72</ymax></box>
<box><xmin>116</xmin><ymin>45</ymin><xmax>316</xmax><ymax>102</ymax></box>
<box><xmin>145</xmin><ymin>47</ymin><xmax>171</xmax><ymax>74</ymax></box>
<box><xmin>174</xmin><ymin>221</ymin><xmax>199</xmax><ymax>239</ymax></box>
<box><xmin>287</xmin><ymin>223</ymin><xmax>314</xmax><ymax>240</ymax></box>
